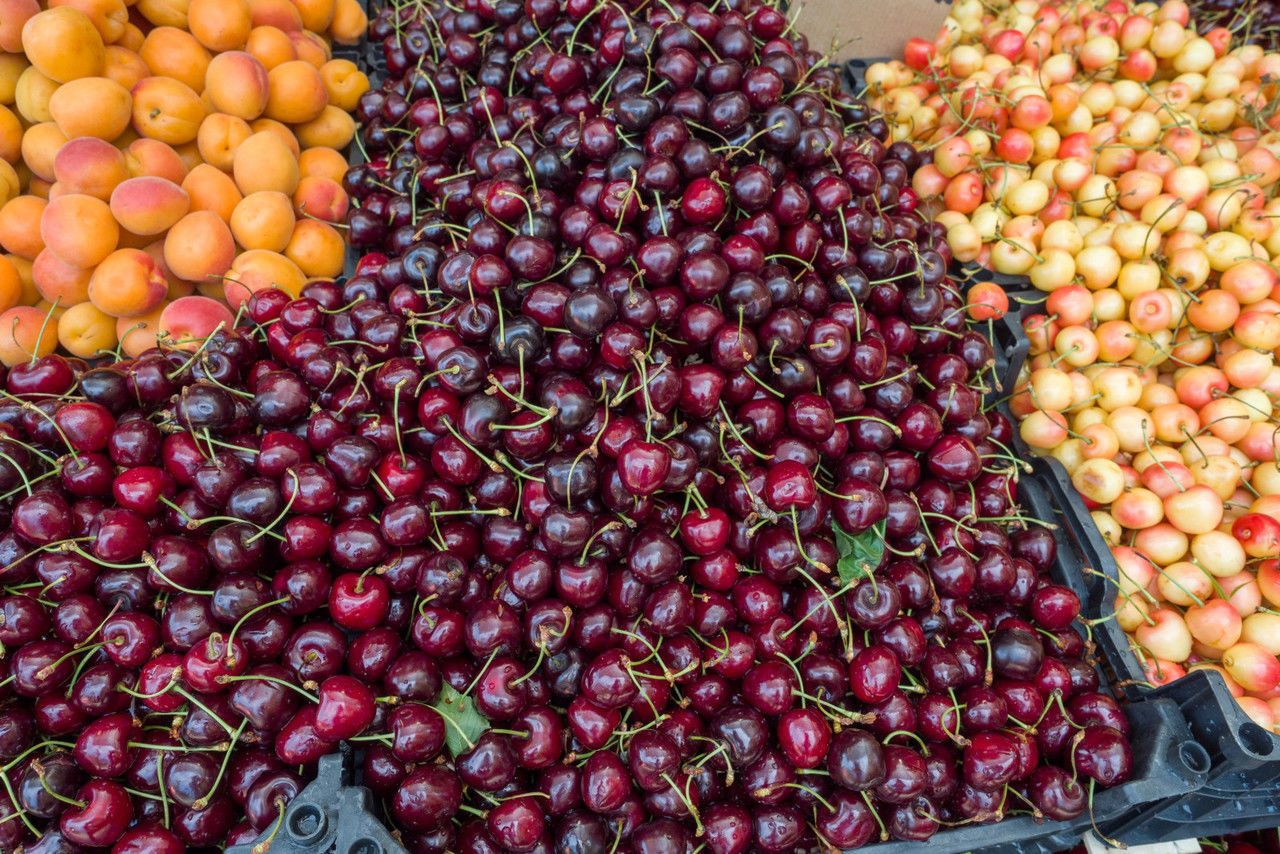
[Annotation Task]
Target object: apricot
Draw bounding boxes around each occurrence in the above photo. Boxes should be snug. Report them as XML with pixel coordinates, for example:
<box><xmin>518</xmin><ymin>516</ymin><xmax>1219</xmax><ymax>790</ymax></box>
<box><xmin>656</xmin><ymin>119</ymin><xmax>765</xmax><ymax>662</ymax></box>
<box><xmin>109</xmin><ymin>175</ymin><xmax>189</xmax><ymax>235</ymax></box>
<box><xmin>115</xmin><ymin>301</ymin><xmax>165</xmax><ymax>356</ymax></box>
<box><xmin>182</xmin><ymin>162</ymin><xmax>241</xmax><ymax>222</ymax></box>
<box><xmin>288</xmin><ymin>30</ymin><xmax>328</xmax><ymax>68</ymax></box>
<box><xmin>204</xmin><ymin>51</ymin><xmax>269</xmax><ymax>121</ymax></box>
<box><xmin>297</xmin><ymin>145</ymin><xmax>347</xmax><ymax>184</ymax></box>
<box><xmin>328</xmin><ymin>0</ymin><xmax>365</xmax><ymax>44</ymax></box>
<box><xmin>244</xmin><ymin>25</ymin><xmax>296</xmax><ymax>69</ymax></box>
<box><xmin>292</xmin><ymin>175</ymin><xmax>346</xmax><ymax>222</ymax></box>
<box><xmin>5</xmin><ymin>254</ymin><xmax>35</xmax><ymax>304</ymax></box>
<box><xmin>0</xmin><ymin>305</ymin><xmax>57</xmax><ymax>365</ymax></box>
<box><xmin>48</xmin><ymin>76</ymin><xmax>132</xmax><ymax>140</ymax></box>
<box><xmin>14</xmin><ymin>66</ymin><xmax>57</xmax><ymax>123</ymax></box>
<box><xmin>250</xmin><ymin>117</ymin><xmax>299</xmax><ymax>157</ymax></box>
<box><xmin>232</xmin><ymin>131</ymin><xmax>298</xmax><ymax>196</ymax></box>
<box><xmin>20</xmin><ymin>122</ymin><xmax>67</xmax><ymax>182</ymax></box>
<box><xmin>0</xmin><ymin>162</ymin><xmax>17</xmax><ymax>206</ymax></box>
<box><xmin>224</xmin><ymin>248</ymin><xmax>303</xmax><ymax>307</ymax></box>
<box><xmin>53</xmin><ymin>138</ymin><xmax>128</xmax><ymax>200</ymax></box>
<box><xmin>123</xmin><ymin>138</ymin><xmax>187</xmax><ymax>183</ymax></box>
<box><xmin>0</xmin><ymin>255</ymin><xmax>21</xmax><ymax>313</ymax></box>
<box><xmin>140</xmin><ymin>239</ymin><xmax>189</xmax><ymax>300</ymax></box>
<box><xmin>130</xmin><ymin>76</ymin><xmax>204</xmax><ymax>145</ymax></box>
<box><xmin>42</xmin><ymin>193</ymin><xmax>118</xmax><ymax>267</ymax></box>
<box><xmin>116</xmin><ymin>22</ymin><xmax>144</xmax><ymax>51</ymax></box>
<box><xmin>319</xmin><ymin>58</ymin><xmax>367</xmax><ymax>112</ymax></box>
<box><xmin>283</xmin><ymin>218</ymin><xmax>341</xmax><ymax>278</ymax></box>
<box><xmin>89</xmin><ymin>247</ymin><xmax>166</xmax><ymax>316</ymax></box>
<box><xmin>104</xmin><ymin>46</ymin><xmax>150</xmax><ymax>91</ymax></box>
<box><xmin>262</xmin><ymin>60</ymin><xmax>325</xmax><ymax>125</ymax></box>
<box><xmin>57</xmin><ymin>300</ymin><xmax>115</xmax><ymax>357</ymax></box>
<box><xmin>0</xmin><ymin>196</ymin><xmax>44</xmax><ymax>260</ymax></box>
<box><xmin>22</xmin><ymin>8</ymin><xmax>106</xmax><ymax>83</ymax></box>
<box><xmin>49</xmin><ymin>0</ymin><xmax>127</xmax><ymax>45</ymax></box>
<box><xmin>295</xmin><ymin>104</ymin><xmax>354</xmax><ymax>150</ymax></box>
<box><xmin>230</xmin><ymin>189</ymin><xmax>293</xmax><ymax>250</ymax></box>
<box><xmin>196</xmin><ymin>112</ymin><xmax>251</xmax><ymax>172</ymax></box>
<box><xmin>160</xmin><ymin>294</ymin><xmax>233</xmax><ymax>345</ymax></box>
<box><xmin>135</xmin><ymin>0</ymin><xmax>189</xmax><ymax>29</ymax></box>
<box><xmin>0</xmin><ymin>106</ymin><xmax>20</xmax><ymax>164</ymax></box>
<box><xmin>164</xmin><ymin>210</ymin><xmax>234</xmax><ymax>283</ymax></box>
<box><xmin>139</xmin><ymin>27</ymin><xmax>210</xmax><ymax>93</ymax></box>
<box><xmin>0</xmin><ymin>0</ymin><xmax>40</xmax><ymax>53</ymax></box>
<box><xmin>188</xmin><ymin>0</ymin><xmax>251</xmax><ymax>51</ymax></box>
<box><xmin>32</xmin><ymin>249</ymin><xmax>93</xmax><ymax>305</ymax></box>
<box><xmin>248</xmin><ymin>0</ymin><xmax>301</xmax><ymax>30</ymax></box>
<box><xmin>0</xmin><ymin>55</ymin><xmax>29</xmax><ymax>105</ymax></box>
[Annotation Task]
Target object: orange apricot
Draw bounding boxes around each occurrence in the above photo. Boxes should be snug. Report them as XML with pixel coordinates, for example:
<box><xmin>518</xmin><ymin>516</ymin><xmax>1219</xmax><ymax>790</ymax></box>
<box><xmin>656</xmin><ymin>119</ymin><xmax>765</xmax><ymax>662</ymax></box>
<box><xmin>232</xmin><ymin>131</ymin><xmax>298</xmax><ymax>195</ymax></box>
<box><xmin>204</xmin><ymin>51</ymin><xmax>269</xmax><ymax>121</ymax></box>
<box><xmin>21</xmin><ymin>8</ymin><xmax>106</xmax><ymax>83</ymax></box>
<box><xmin>283</xmin><ymin>218</ymin><xmax>342</xmax><ymax>278</ymax></box>
<box><xmin>0</xmin><ymin>105</ymin><xmax>22</xmax><ymax>165</ymax></box>
<box><xmin>0</xmin><ymin>54</ymin><xmax>28</xmax><ymax>104</ymax></box>
<box><xmin>319</xmin><ymin>58</ymin><xmax>367</xmax><ymax>112</ymax></box>
<box><xmin>122</xmin><ymin>137</ymin><xmax>188</xmax><ymax>183</ymax></box>
<box><xmin>0</xmin><ymin>196</ymin><xmax>46</xmax><ymax>260</ymax></box>
<box><xmin>182</xmin><ymin>163</ymin><xmax>241</xmax><ymax>222</ymax></box>
<box><xmin>57</xmin><ymin>300</ymin><xmax>115</xmax><ymax>357</ymax></box>
<box><xmin>164</xmin><ymin>210</ymin><xmax>234</xmax><ymax>282</ymax></box>
<box><xmin>0</xmin><ymin>162</ymin><xmax>17</xmax><ymax>206</ymax></box>
<box><xmin>88</xmin><ymin>247</ymin><xmax>167</xmax><ymax>316</ymax></box>
<box><xmin>244</xmin><ymin>25</ymin><xmax>295</xmax><ymax>69</ymax></box>
<box><xmin>288</xmin><ymin>30</ymin><xmax>328</xmax><ymax>68</ymax></box>
<box><xmin>32</xmin><ymin>248</ymin><xmax>92</xmax><ymax>305</ymax></box>
<box><xmin>115</xmin><ymin>301</ymin><xmax>165</xmax><ymax>356</ymax></box>
<box><xmin>159</xmin><ymin>294</ymin><xmax>234</xmax><ymax>345</ymax></box>
<box><xmin>196</xmin><ymin>112</ymin><xmax>252</xmax><ymax>171</ymax></box>
<box><xmin>297</xmin><ymin>146</ymin><xmax>347</xmax><ymax>184</ymax></box>
<box><xmin>249</xmin><ymin>117</ymin><xmax>299</xmax><ymax>157</ymax></box>
<box><xmin>290</xmin><ymin>0</ymin><xmax>333</xmax><ymax>32</ymax></box>
<box><xmin>295</xmin><ymin>104</ymin><xmax>354</xmax><ymax>149</ymax></box>
<box><xmin>14</xmin><ymin>66</ymin><xmax>57</xmax><ymax>123</ymax></box>
<box><xmin>0</xmin><ymin>255</ymin><xmax>21</xmax><ymax>313</ymax></box>
<box><xmin>109</xmin><ymin>175</ymin><xmax>189</xmax><ymax>235</ymax></box>
<box><xmin>263</xmin><ymin>60</ymin><xmax>325</xmax><ymax>124</ymax></box>
<box><xmin>187</xmin><ymin>0</ymin><xmax>252</xmax><ymax>51</ymax></box>
<box><xmin>139</xmin><ymin>26</ymin><xmax>210</xmax><ymax>92</ymax></box>
<box><xmin>141</xmin><ymin>238</ymin><xmax>191</xmax><ymax>300</ymax></box>
<box><xmin>116</xmin><ymin>22</ymin><xmax>144</xmax><ymax>51</ymax></box>
<box><xmin>48</xmin><ymin>76</ymin><xmax>132</xmax><ymax>140</ymax></box>
<box><xmin>53</xmin><ymin>137</ymin><xmax>129</xmax><ymax>200</ymax></box>
<box><xmin>328</xmin><ymin>0</ymin><xmax>365</xmax><ymax>44</ymax></box>
<box><xmin>41</xmin><ymin>193</ymin><xmax>118</xmax><ymax>267</ymax></box>
<box><xmin>103</xmin><ymin>45</ymin><xmax>150</xmax><ymax>91</ymax></box>
<box><xmin>223</xmin><ymin>248</ymin><xmax>303</xmax><ymax>307</ymax></box>
<box><xmin>292</xmin><ymin>174</ymin><xmax>346</xmax><ymax>222</ymax></box>
<box><xmin>48</xmin><ymin>0</ymin><xmax>127</xmax><ymax>44</ymax></box>
<box><xmin>134</xmin><ymin>0</ymin><xmax>189</xmax><ymax>28</ymax></box>
<box><xmin>0</xmin><ymin>0</ymin><xmax>41</xmax><ymax>53</ymax></box>
<box><xmin>0</xmin><ymin>305</ymin><xmax>57</xmax><ymax>365</ymax></box>
<box><xmin>19</xmin><ymin>122</ymin><xmax>67</xmax><ymax>182</ymax></box>
<box><xmin>130</xmin><ymin>76</ymin><xmax>205</xmax><ymax>145</ymax></box>
<box><xmin>230</xmin><ymin>189</ymin><xmax>293</xmax><ymax>250</ymax></box>
<box><xmin>248</xmin><ymin>0</ymin><xmax>301</xmax><ymax>30</ymax></box>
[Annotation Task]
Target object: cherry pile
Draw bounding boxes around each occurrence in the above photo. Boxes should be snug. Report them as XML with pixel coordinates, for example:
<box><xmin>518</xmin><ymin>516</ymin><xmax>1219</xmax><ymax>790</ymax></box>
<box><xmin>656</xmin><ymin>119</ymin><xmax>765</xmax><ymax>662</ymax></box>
<box><xmin>335</xmin><ymin>0</ymin><xmax>1139</xmax><ymax>849</ymax></box>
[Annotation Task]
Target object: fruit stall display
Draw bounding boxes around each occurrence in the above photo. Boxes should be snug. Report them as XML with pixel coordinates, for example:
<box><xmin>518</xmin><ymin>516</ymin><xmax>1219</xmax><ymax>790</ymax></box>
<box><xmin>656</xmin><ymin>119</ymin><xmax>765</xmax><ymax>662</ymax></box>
<box><xmin>0</xmin><ymin>0</ymin><xmax>1271</xmax><ymax>851</ymax></box>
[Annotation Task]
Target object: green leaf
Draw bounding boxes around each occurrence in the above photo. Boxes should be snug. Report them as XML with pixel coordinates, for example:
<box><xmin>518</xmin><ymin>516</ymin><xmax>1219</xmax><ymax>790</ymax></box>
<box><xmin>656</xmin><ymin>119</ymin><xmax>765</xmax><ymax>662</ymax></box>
<box><xmin>835</xmin><ymin>520</ymin><xmax>887</xmax><ymax>586</ymax></box>
<box><xmin>431</xmin><ymin>682</ymin><xmax>489</xmax><ymax>757</ymax></box>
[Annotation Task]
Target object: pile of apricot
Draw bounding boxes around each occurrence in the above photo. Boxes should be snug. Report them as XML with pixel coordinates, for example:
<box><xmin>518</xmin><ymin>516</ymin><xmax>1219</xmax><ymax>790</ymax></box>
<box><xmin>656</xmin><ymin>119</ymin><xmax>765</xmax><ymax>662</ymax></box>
<box><xmin>0</xmin><ymin>0</ymin><xmax>368</xmax><ymax>364</ymax></box>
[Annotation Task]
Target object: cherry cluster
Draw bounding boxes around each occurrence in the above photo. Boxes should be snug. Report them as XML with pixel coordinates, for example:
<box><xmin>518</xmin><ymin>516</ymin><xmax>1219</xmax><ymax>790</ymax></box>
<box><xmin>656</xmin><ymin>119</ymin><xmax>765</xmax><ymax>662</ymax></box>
<box><xmin>1187</xmin><ymin>0</ymin><xmax>1280</xmax><ymax>51</ymax></box>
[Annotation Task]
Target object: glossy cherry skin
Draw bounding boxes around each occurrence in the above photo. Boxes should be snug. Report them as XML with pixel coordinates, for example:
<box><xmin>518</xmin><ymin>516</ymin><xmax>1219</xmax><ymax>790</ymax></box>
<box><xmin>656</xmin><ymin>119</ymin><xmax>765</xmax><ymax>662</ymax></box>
<box><xmin>60</xmin><ymin>779</ymin><xmax>134</xmax><ymax>846</ymax></box>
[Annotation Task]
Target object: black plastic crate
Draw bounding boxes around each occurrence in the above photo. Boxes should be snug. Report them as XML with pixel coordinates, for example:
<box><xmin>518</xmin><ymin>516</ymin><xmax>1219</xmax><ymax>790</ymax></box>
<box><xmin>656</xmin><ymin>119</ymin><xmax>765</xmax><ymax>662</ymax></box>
<box><xmin>844</xmin><ymin>57</ymin><xmax>890</xmax><ymax>93</ymax></box>
<box><xmin>227</xmin><ymin>751</ymin><xmax>407</xmax><ymax>854</ymax></box>
<box><xmin>1027</xmin><ymin>456</ymin><xmax>1280</xmax><ymax>840</ymax></box>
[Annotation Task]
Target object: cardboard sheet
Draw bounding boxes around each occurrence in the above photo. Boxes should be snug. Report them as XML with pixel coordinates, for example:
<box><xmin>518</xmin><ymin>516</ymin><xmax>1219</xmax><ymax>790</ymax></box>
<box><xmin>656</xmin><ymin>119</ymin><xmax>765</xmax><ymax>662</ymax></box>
<box><xmin>791</xmin><ymin>0</ymin><xmax>953</xmax><ymax>62</ymax></box>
